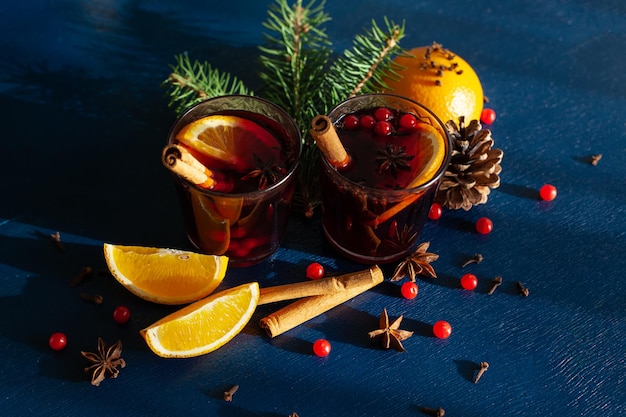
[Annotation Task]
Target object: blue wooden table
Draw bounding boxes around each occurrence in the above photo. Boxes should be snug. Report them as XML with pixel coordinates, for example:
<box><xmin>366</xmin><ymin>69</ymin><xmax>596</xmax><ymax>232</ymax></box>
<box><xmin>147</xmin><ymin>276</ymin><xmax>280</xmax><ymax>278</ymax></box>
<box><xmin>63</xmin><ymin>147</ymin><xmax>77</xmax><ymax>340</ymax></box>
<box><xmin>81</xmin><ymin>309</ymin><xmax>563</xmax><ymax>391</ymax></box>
<box><xmin>1</xmin><ymin>1</ymin><xmax>625</xmax><ymax>415</ymax></box>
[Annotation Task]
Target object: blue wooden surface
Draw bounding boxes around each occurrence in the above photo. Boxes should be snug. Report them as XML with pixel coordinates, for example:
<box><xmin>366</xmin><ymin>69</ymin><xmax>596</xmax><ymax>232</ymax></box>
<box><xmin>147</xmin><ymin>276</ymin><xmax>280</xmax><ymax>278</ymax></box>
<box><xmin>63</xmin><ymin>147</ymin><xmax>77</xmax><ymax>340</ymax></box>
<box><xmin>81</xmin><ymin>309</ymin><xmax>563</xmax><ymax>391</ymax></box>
<box><xmin>1</xmin><ymin>0</ymin><xmax>625</xmax><ymax>415</ymax></box>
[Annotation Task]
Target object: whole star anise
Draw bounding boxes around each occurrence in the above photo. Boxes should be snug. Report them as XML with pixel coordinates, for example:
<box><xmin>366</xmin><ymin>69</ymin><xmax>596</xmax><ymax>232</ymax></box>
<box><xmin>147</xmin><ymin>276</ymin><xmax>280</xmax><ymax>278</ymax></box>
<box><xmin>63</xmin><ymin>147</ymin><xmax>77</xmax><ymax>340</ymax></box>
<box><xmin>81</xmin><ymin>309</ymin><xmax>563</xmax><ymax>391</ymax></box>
<box><xmin>390</xmin><ymin>241</ymin><xmax>439</xmax><ymax>281</ymax></box>
<box><xmin>375</xmin><ymin>144</ymin><xmax>414</xmax><ymax>178</ymax></box>
<box><xmin>368</xmin><ymin>308</ymin><xmax>413</xmax><ymax>352</ymax></box>
<box><xmin>81</xmin><ymin>337</ymin><xmax>126</xmax><ymax>386</ymax></box>
<box><xmin>241</xmin><ymin>153</ymin><xmax>286</xmax><ymax>190</ymax></box>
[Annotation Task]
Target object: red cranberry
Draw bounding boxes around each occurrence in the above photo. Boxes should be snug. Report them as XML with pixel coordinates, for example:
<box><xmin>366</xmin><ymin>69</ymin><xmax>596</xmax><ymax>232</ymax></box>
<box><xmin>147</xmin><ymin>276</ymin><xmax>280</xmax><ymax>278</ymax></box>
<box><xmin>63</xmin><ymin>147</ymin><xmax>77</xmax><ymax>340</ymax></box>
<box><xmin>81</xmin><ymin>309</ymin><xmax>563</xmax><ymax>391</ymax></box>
<box><xmin>374</xmin><ymin>121</ymin><xmax>393</xmax><ymax>136</ymax></box>
<box><xmin>374</xmin><ymin>107</ymin><xmax>393</xmax><ymax>121</ymax></box>
<box><xmin>398</xmin><ymin>113</ymin><xmax>418</xmax><ymax>129</ymax></box>
<box><xmin>428</xmin><ymin>203</ymin><xmax>442</xmax><ymax>220</ymax></box>
<box><xmin>360</xmin><ymin>115</ymin><xmax>376</xmax><ymax>129</ymax></box>
<box><xmin>481</xmin><ymin>108</ymin><xmax>496</xmax><ymax>124</ymax></box>
<box><xmin>343</xmin><ymin>115</ymin><xmax>359</xmax><ymax>129</ymax></box>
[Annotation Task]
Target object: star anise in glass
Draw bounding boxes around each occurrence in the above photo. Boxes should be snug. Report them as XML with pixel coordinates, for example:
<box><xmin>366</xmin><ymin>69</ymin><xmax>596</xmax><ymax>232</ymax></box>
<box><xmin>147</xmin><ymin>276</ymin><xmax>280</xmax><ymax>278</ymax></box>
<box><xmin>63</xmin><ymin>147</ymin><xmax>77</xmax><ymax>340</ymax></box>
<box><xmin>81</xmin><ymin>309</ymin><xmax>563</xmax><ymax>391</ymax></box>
<box><xmin>368</xmin><ymin>308</ymin><xmax>414</xmax><ymax>352</ymax></box>
<box><xmin>241</xmin><ymin>153</ymin><xmax>286</xmax><ymax>190</ymax></box>
<box><xmin>81</xmin><ymin>337</ymin><xmax>126</xmax><ymax>386</ymax></box>
<box><xmin>390</xmin><ymin>241</ymin><xmax>439</xmax><ymax>281</ymax></box>
<box><xmin>384</xmin><ymin>224</ymin><xmax>418</xmax><ymax>251</ymax></box>
<box><xmin>375</xmin><ymin>144</ymin><xmax>414</xmax><ymax>178</ymax></box>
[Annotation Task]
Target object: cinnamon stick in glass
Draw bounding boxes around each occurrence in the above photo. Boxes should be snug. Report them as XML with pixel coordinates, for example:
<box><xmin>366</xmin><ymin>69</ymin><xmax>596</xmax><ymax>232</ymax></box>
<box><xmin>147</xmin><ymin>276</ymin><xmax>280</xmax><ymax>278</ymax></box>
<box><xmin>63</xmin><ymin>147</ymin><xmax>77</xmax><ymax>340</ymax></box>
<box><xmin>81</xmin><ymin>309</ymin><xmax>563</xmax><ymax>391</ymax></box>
<box><xmin>162</xmin><ymin>144</ymin><xmax>215</xmax><ymax>189</ymax></box>
<box><xmin>259</xmin><ymin>266</ymin><xmax>383</xmax><ymax>338</ymax></box>
<box><xmin>310</xmin><ymin>115</ymin><xmax>350</xmax><ymax>168</ymax></box>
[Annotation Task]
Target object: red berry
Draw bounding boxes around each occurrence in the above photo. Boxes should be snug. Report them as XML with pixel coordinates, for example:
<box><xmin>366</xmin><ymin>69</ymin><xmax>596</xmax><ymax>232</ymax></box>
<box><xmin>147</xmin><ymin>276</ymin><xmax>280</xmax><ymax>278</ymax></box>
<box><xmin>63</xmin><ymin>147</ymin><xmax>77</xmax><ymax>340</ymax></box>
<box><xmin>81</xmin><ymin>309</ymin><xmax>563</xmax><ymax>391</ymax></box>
<box><xmin>374</xmin><ymin>107</ymin><xmax>393</xmax><ymax>121</ymax></box>
<box><xmin>312</xmin><ymin>339</ymin><xmax>332</xmax><ymax>357</ymax></box>
<box><xmin>428</xmin><ymin>203</ymin><xmax>442</xmax><ymax>220</ymax></box>
<box><xmin>49</xmin><ymin>332</ymin><xmax>67</xmax><ymax>351</ymax></box>
<box><xmin>475</xmin><ymin>217</ymin><xmax>493</xmax><ymax>234</ymax></box>
<box><xmin>374</xmin><ymin>121</ymin><xmax>393</xmax><ymax>136</ymax></box>
<box><xmin>113</xmin><ymin>306</ymin><xmax>131</xmax><ymax>324</ymax></box>
<box><xmin>343</xmin><ymin>115</ymin><xmax>359</xmax><ymax>129</ymax></box>
<box><xmin>398</xmin><ymin>113</ymin><xmax>418</xmax><ymax>130</ymax></box>
<box><xmin>433</xmin><ymin>320</ymin><xmax>452</xmax><ymax>339</ymax></box>
<box><xmin>360</xmin><ymin>115</ymin><xmax>376</xmax><ymax>129</ymax></box>
<box><xmin>460</xmin><ymin>273</ymin><xmax>478</xmax><ymax>290</ymax></box>
<box><xmin>401</xmin><ymin>282</ymin><xmax>419</xmax><ymax>299</ymax></box>
<box><xmin>481</xmin><ymin>108</ymin><xmax>496</xmax><ymax>124</ymax></box>
<box><xmin>539</xmin><ymin>184</ymin><xmax>557</xmax><ymax>201</ymax></box>
<box><xmin>306</xmin><ymin>262</ymin><xmax>325</xmax><ymax>280</ymax></box>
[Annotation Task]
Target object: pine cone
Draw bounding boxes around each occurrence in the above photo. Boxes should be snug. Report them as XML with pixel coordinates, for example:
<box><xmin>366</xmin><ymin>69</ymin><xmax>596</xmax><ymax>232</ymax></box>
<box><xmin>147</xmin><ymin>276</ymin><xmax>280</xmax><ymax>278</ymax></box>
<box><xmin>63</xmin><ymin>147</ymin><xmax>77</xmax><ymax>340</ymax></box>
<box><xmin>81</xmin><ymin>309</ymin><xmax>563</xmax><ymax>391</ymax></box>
<box><xmin>436</xmin><ymin>117</ymin><xmax>503</xmax><ymax>211</ymax></box>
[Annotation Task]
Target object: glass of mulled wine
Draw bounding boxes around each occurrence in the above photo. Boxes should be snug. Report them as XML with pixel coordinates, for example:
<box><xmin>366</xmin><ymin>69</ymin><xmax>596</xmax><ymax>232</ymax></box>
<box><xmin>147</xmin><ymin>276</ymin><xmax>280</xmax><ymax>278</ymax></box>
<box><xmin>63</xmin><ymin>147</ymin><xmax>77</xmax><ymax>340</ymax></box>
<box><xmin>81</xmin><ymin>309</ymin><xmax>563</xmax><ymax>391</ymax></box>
<box><xmin>319</xmin><ymin>93</ymin><xmax>451</xmax><ymax>264</ymax></box>
<box><xmin>165</xmin><ymin>95</ymin><xmax>301</xmax><ymax>267</ymax></box>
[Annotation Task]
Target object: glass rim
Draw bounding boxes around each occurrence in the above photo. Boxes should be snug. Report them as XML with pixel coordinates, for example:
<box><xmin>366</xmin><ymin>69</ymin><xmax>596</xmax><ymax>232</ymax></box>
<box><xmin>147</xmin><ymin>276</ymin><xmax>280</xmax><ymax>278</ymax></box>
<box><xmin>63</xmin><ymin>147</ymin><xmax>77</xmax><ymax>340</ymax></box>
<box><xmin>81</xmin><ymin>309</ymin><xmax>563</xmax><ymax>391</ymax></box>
<box><xmin>322</xmin><ymin>92</ymin><xmax>452</xmax><ymax>195</ymax></box>
<box><xmin>167</xmin><ymin>94</ymin><xmax>302</xmax><ymax>198</ymax></box>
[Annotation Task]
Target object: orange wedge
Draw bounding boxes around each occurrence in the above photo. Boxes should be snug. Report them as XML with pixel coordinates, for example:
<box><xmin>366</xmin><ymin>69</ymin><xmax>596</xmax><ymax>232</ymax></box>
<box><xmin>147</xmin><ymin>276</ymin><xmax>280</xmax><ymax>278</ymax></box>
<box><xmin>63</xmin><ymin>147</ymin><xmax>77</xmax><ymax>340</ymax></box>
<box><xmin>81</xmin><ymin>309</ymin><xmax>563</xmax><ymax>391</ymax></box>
<box><xmin>175</xmin><ymin>115</ymin><xmax>281</xmax><ymax>171</ymax></box>
<box><xmin>140</xmin><ymin>282</ymin><xmax>260</xmax><ymax>358</ymax></box>
<box><xmin>407</xmin><ymin>125</ymin><xmax>447</xmax><ymax>188</ymax></box>
<box><xmin>103</xmin><ymin>244</ymin><xmax>228</xmax><ymax>305</ymax></box>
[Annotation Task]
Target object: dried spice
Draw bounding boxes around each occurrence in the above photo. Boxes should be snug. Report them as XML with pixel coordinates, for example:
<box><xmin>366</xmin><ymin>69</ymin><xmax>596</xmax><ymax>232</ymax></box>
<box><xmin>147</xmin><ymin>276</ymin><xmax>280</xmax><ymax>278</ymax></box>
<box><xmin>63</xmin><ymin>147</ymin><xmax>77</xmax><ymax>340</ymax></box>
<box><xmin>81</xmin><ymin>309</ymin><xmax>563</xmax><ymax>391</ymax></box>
<box><xmin>461</xmin><ymin>253</ymin><xmax>483</xmax><ymax>267</ymax></box>
<box><xmin>487</xmin><ymin>276</ymin><xmax>503</xmax><ymax>295</ymax></box>
<box><xmin>368</xmin><ymin>308</ymin><xmax>413</xmax><ymax>351</ymax></box>
<box><xmin>420</xmin><ymin>406</ymin><xmax>446</xmax><ymax>416</ymax></box>
<box><xmin>223</xmin><ymin>384</ymin><xmax>239</xmax><ymax>401</ymax></box>
<box><xmin>240</xmin><ymin>153</ymin><xmax>286</xmax><ymax>190</ymax></box>
<box><xmin>590</xmin><ymin>153</ymin><xmax>602</xmax><ymax>166</ymax></box>
<box><xmin>50</xmin><ymin>231</ymin><xmax>64</xmax><ymax>252</ymax></box>
<box><xmin>69</xmin><ymin>267</ymin><xmax>93</xmax><ymax>287</ymax></box>
<box><xmin>81</xmin><ymin>338</ymin><xmax>126</xmax><ymax>387</ymax></box>
<box><xmin>375</xmin><ymin>144</ymin><xmax>414</xmax><ymax>178</ymax></box>
<box><xmin>474</xmin><ymin>361</ymin><xmax>489</xmax><ymax>383</ymax></box>
<box><xmin>390</xmin><ymin>241</ymin><xmax>439</xmax><ymax>282</ymax></box>
<box><xmin>436</xmin><ymin>117</ymin><xmax>503</xmax><ymax>210</ymax></box>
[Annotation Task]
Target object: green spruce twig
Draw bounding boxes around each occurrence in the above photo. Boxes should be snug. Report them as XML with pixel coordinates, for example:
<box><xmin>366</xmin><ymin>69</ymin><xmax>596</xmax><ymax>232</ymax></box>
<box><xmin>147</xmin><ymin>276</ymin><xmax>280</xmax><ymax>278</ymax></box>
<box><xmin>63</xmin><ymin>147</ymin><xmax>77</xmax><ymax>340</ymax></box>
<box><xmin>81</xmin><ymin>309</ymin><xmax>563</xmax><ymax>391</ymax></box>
<box><xmin>323</xmin><ymin>17</ymin><xmax>406</xmax><ymax>101</ymax></box>
<box><xmin>258</xmin><ymin>0</ymin><xmax>332</xmax><ymax>136</ymax></box>
<box><xmin>164</xmin><ymin>53</ymin><xmax>252</xmax><ymax>115</ymax></box>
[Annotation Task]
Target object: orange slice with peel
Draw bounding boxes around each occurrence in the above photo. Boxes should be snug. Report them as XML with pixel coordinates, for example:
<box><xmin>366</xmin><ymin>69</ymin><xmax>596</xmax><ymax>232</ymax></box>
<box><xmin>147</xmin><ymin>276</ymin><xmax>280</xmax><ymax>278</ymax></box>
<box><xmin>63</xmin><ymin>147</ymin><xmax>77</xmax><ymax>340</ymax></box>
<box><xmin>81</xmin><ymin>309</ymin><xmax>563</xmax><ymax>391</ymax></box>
<box><xmin>175</xmin><ymin>115</ymin><xmax>281</xmax><ymax>171</ymax></box>
<box><xmin>140</xmin><ymin>282</ymin><xmax>260</xmax><ymax>358</ymax></box>
<box><xmin>103</xmin><ymin>243</ymin><xmax>228</xmax><ymax>305</ymax></box>
<box><xmin>407</xmin><ymin>124</ymin><xmax>447</xmax><ymax>188</ymax></box>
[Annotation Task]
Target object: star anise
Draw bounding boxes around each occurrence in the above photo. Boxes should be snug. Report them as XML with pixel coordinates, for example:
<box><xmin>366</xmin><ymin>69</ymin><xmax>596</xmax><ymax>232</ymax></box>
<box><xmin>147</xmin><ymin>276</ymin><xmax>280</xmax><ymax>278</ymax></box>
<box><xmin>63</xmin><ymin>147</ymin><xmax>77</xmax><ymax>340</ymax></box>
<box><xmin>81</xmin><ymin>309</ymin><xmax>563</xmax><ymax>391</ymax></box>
<box><xmin>81</xmin><ymin>337</ymin><xmax>126</xmax><ymax>386</ymax></box>
<box><xmin>241</xmin><ymin>153</ymin><xmax>286</xmax><ymax>190</ymax></box>
<box><xmin>390</xmin><ymin>241</ymin><xmax>439</xmax><ymax>281</ymax></box>
<box><xmin>384</xmin><ymin>223</ymin><xmax>418</xmax><ymax>251</ymax></box>
<box><xmin>375</xmin><ymin>144</ymin><xmax>414</xmax><ymax>178</ymax></box>
<box><xmin>368</xmin><ymin>308</ymin><xmax>414</xmax><ymax>352</ymax></box>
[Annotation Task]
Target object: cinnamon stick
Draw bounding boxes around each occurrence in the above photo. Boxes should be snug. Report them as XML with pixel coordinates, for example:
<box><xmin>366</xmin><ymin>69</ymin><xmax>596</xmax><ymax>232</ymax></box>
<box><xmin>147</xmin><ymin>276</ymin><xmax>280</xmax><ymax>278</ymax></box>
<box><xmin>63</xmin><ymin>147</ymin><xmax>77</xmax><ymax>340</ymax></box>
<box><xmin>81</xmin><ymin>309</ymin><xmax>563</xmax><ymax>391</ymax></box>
<box><xmin>162</xmin><ymin>144</ymin><xmax>215</xmax><ymax>189</ymax></box>
<box><xmin>310</xmin><ymin>115</ymin><xmax>350</xmax><ymax>168</ymax></box>
<box><xmin>259</xmin><ymin>266</ymin><xmax>383</xmax><ymax>338</ymax></box>
<box><xmin>259</xmin><ymin>267</ymin><xmax>382</xmax><ymax>305</ymax></box>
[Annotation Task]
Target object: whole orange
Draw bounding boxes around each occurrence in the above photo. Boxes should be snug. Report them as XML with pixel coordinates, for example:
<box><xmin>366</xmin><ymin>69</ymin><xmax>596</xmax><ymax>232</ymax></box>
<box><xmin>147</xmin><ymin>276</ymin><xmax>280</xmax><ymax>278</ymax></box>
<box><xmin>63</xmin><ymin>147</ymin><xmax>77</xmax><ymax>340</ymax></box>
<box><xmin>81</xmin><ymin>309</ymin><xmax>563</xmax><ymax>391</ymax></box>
<box><xmin>383</xmin><ymin>43</ymin><xmax>484</xmax><ymax>124</ymax></box>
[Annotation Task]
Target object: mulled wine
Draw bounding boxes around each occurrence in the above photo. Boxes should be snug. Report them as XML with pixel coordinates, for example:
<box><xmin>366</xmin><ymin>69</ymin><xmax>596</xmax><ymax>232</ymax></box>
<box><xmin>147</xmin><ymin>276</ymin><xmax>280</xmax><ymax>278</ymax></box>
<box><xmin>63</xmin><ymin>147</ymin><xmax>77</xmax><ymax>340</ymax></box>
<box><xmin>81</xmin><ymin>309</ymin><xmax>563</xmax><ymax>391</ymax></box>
<box><xmin>320</xmin><ymin>94</ymin><xmax>451</xmax><ymax>264</ymax></box>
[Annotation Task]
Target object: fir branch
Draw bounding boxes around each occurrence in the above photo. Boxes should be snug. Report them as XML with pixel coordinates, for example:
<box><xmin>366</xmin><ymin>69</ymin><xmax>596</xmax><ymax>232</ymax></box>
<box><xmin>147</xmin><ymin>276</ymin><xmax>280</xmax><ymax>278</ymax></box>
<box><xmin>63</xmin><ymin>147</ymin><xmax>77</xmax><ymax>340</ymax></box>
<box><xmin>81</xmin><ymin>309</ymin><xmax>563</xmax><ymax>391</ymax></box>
<box><xmin>164</xmin><ymin>53</ymin><xmax>252</xmax><ymax>115</ymax></box>
<box><xmin>323</xmin><ymin>18</ymin><xmax>406</xmax><ymax>104</ymax></box>
<box><xmin>259</xmin><ymin>0</ymin><xmax>332</xmax><ymax>134</ymax></box>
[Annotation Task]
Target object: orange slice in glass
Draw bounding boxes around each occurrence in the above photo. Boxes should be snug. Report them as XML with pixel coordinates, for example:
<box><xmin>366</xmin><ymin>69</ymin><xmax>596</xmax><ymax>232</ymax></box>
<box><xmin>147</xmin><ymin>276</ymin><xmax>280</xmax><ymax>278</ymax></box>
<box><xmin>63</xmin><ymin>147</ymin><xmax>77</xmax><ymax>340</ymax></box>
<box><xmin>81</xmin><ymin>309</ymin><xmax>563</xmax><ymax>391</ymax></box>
<box><xmin>407</xmin><ymin>124</ymin><xmax>446</xmax><ymax>188</ymax></box>
<box><xmin>175</xmin><ymin>115</ymin><xmax>281</xmax><ymax>171</ymax></box>
<box><xmin>103</xmin><ymin>244</ymin><xmax>228</xmax><ymax>305</ymax></box>
<box><xmin>140</xmin><ymin>282</ymin><xmax>260</xmax><ymax>358</ymax></box>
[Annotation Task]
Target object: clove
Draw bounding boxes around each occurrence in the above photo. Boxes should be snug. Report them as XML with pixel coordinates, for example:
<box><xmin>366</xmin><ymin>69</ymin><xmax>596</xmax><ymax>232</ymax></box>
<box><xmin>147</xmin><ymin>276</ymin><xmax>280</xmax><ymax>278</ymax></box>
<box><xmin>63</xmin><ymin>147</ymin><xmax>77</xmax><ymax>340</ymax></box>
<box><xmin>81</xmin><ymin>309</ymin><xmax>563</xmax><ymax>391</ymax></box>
<box><xmin>474</xmin><ymin>361</ymin><xmax>489</xmax><ymax>383</ymax></box>
<box><xmin>223</xmin><ymin>384</ymin><xmax>239</xmax><ymax>402</ymax></box>
<box><xmin>70</xmin><ymin>267</ymin><xmax>93</xmax><ymax>287</ymax></box>
<box><xmin>590</xmin><ymin>153</ymin><xmax>602</xmax><ymax>166</ymax></box>
<box><xmin>487</xmin><ymin>276</ymin><xmax>503</xmax><ymax>295</ymax></box>
<box><xmin>79</xmin><ymin>293</ymin><xmax>104</xmax><ymax>305</ymax></box>
<box><xmin>517</xmin><ymin>281</ymin><xmax>530</xmax><ymax>297</ymax></box>
<box><xmin>50</xmin><ymin>231</ymin><xmax>64</xmax><ymax>252</ymax></box>
<box><xmin>420</xmin><ymin>406</ymin><xmax>445</xmax><ymax>416</ymax></box>
<box><xmin>461</xmin><ymin>253</ymin><xmax>483</xmax><ymax>267</ymax></box>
